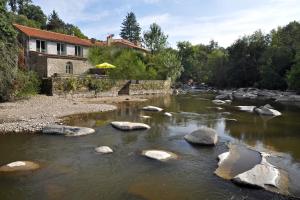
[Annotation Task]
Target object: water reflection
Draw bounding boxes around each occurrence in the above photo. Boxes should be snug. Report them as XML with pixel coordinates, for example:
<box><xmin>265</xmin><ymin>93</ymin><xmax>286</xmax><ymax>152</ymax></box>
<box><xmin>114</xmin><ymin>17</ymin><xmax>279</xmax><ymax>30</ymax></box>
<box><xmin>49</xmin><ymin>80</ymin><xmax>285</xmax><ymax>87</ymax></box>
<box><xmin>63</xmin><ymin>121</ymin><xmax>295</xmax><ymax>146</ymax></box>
<box><xmin>1</xmin><ymin>93</ymin><xmax>300</xmax><ymax>199</ymax></box>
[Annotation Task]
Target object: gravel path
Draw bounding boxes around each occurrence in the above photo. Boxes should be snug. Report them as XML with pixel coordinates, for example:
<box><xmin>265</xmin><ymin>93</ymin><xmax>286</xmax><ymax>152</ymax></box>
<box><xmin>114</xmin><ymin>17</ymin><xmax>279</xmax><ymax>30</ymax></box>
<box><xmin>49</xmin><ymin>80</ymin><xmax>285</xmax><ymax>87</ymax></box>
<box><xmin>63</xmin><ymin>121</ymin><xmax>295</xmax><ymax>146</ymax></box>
<box><xmin>0</xmin><ymin>95</ymin><xmax>117</xmax><ymax>133</ymax></box>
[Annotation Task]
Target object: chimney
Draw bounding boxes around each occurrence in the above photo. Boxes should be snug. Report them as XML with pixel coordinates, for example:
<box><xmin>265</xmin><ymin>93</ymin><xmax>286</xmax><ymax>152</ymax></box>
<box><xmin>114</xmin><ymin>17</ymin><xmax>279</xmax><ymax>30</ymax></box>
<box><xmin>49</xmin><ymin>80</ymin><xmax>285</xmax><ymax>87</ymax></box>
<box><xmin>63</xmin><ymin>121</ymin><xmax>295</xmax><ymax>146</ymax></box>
<box><xmin>90</xmin><ymin>38</ymin><xmax>96</xmax><ymax>44</ymax></box>
<box><xmin>134</xmin><ymin>40</ymin><xmax>141</xmax><ymax>47</ymax></box>
<box><xmin>107</xmin><ymin>34</ymin><xmax>114</xmax><ymax>46</ymax></box>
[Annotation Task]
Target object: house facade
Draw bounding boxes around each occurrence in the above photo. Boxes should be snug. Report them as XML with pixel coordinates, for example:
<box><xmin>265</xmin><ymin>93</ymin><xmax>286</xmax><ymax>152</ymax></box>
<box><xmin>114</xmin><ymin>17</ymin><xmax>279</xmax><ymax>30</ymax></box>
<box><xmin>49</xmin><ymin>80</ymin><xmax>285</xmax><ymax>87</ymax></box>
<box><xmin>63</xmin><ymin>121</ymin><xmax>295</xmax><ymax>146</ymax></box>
<box><xmin>14</xmin><ymin>24</ymin><xmax>148</xmax><ymax>78</ymax></box>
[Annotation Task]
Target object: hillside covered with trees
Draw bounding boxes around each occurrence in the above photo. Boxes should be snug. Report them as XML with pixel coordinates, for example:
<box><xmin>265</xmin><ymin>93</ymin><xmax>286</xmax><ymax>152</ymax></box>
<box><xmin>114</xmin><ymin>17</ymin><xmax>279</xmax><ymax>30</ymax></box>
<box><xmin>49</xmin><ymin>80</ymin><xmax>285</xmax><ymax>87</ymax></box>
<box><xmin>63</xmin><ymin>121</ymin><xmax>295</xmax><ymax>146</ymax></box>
<box><xmin>177</xmin><ymin>22</ymin><xmax>300</xmax><ymax>91</ymax></box>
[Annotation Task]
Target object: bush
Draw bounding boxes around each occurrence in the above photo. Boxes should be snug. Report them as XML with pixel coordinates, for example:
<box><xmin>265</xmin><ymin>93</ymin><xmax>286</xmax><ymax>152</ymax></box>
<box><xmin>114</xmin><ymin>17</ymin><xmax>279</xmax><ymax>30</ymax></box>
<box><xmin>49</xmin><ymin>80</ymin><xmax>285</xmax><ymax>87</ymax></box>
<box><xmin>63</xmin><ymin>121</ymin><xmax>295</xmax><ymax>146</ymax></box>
<box><xmin>287</xmin><ymin>63</ymin><xmax>300</xmax><ymax>92</ymax></box>
<box><xmin>87</xmin><ymin>78</ymin><xmax>114</xmax><ymax>95</ymax></box>
<box><xmin>12</xmin><ymin>70</ymin><xmax>41</xmax><ymax>99</ymax></box>
<box><xmin>63</xmin><ymin>77</ymin><xmax>78</xmax><ymax>93</ymax></box>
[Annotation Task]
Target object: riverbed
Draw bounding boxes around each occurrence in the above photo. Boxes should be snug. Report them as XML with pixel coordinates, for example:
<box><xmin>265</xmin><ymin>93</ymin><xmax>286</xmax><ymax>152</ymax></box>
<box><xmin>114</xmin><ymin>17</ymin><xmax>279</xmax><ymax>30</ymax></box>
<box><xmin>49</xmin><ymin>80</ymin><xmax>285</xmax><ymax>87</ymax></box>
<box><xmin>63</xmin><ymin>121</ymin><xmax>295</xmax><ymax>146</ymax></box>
<box><xmin>0</xmin><ymin>93</ymin><xmax>300</xmax><ymax>199</ymax></box>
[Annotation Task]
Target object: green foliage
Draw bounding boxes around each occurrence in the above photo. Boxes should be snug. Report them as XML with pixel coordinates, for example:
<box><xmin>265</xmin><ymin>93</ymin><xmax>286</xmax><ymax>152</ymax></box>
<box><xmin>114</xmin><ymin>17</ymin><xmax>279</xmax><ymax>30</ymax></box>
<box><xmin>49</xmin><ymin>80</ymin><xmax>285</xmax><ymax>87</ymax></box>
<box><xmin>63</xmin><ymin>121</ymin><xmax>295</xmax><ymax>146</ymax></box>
<box><xmin>19</xmin><ymin>4</ymin><xmax>46</xmax><ymax>28</ymax></box>
<box><xmin>150</xmin><ymin>50</ymin><xmax>183</xmax><ymax>82</ymax></box>
<box><xmin>109</xmin><ymin>50</ymin><xmax>148</xmax><ymax>80</ymax></box>
<box><xmin>87</xmin><ymin>78</ymin><xmax>114</xmax><ymax>95</ymax></box>
<box><xmin>88</xmin><ymin>45</ymin><xmax>183</xmax><ymax>81</ymax></box>
<box><xmin>11</xmin><ymin>14</ymin><xmax>40</xmax><ymax>28</ymax></box>
<box><xmin>8</xmin><ymin>0</ymin><xmax>17</xmax><ymax>12</ymax></box>
<box><xmin>63</xmin><ymin>77</ymin><xmax>78</xmax><ymax>93</ymax></box>
<box><xmin>177</xmin><ymin>22</ymin><xmax>300</xmax><ymax>90</ymax></box>
<box><xmin>46</xmin><ymin>10</ymin><xmax>65</xmax><ymax>31</ymax></box>
<box><xmin>0</xmin><ymin>2</ymin><xmax>18</xmax><ymax>101</ymax></box>
<box><xmin>287</xmin><ymin>53</ymin><xmax>300</xmax><ymax>92</ymax></box>
<box><xmin>143</xmin><ymin>23</ymin><xmax>168</xmax><ymax>53</ymax></box>
<box><xmin>13</xmin><ymin>70</ymin><xmax>40</xmax><ymax>99</ymax></box>
<box><xmin>64</xmin><ymin>23</ymin><xmax>88</xmax><ymax>39</ymax></box>
<box><xmin>120</xmin><ymin>12</ymin><xmax>141</xmax><ymax>43</ymax></box>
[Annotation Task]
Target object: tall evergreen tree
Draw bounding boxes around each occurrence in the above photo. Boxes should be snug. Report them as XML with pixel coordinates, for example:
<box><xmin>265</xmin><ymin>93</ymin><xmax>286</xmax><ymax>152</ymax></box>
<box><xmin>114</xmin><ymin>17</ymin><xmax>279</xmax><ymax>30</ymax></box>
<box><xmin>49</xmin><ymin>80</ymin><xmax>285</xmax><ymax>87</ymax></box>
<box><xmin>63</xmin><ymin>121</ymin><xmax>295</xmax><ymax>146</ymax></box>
<box><xmin>8</xmin><ymin>0</ymin><xmax>17</xmax><ymax>12</ymax></box>
<box><xmin>120</xmin><ymin>12</ymin><xmax>141</xmax><ymax>43</ymax></box>
<box><xmin>46</xmin><ymin>10</ymin><xmax>65</xmax><ymax>31</ymax></box>
<box><xmin>143</xmin><ymin>23</ymin><xmax>168</xmax><ymax>53</ymax></box>
<box><xmin>16</xmin><ymin>0</ymin><xmax>31</xmax><ymax>14</ymax></box>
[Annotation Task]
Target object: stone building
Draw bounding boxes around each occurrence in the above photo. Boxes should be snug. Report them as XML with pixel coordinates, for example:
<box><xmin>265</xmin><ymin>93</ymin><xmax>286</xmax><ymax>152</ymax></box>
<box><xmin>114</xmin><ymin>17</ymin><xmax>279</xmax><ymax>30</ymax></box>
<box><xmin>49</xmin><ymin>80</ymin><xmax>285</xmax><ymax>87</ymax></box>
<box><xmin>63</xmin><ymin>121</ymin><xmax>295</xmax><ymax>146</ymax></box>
<box><xmin>14</xmin><ymin>24</ymin><xmax>148</xmax><ymax>78</ymax></box>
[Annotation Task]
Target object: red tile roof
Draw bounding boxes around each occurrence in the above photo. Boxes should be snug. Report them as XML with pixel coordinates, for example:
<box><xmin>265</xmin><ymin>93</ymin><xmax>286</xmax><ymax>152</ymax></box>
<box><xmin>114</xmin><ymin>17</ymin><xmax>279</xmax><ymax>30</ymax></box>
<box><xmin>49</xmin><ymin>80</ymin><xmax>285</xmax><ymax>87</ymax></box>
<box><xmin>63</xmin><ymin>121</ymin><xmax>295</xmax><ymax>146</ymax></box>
<box><xmin>14</xmin><ymin>24</ymin><xmax>95</xmax><ymax>46</ymax></box>
<box><xmin>14</xmin><ymin>24</ymin><xmax>148</xmax><ymax>51</ymax></box>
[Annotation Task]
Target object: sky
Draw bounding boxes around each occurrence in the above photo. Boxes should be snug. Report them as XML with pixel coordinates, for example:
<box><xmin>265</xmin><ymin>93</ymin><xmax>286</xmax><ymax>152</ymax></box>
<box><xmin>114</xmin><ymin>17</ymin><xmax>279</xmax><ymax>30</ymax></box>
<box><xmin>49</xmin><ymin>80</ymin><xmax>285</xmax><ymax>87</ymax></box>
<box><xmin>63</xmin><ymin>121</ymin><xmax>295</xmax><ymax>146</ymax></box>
<box><xmin>32</xmin><ymin>0</ymin><xmax>300</xmax><ymax>48</ymax></box>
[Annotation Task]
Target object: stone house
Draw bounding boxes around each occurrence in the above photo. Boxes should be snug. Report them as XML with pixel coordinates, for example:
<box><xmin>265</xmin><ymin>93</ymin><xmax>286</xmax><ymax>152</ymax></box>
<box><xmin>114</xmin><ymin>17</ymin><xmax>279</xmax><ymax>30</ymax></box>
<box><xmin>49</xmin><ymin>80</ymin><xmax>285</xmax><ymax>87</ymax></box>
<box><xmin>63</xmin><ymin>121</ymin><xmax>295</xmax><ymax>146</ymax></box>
<box><xmin>14</xmin><ymin>24</ymin><xmax>148</xmax><ymax>78</ymax></box>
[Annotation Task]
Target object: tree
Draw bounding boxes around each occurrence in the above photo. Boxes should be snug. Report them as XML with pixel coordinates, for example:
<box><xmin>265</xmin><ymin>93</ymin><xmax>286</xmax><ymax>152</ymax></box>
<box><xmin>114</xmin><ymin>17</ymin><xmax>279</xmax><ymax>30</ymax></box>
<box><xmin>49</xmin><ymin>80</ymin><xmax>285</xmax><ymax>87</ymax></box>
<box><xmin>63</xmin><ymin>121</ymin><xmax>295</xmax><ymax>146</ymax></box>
<box><xmin>19</xmin><ymin>4</ymin><xmax>46</xmax><ymax>28</ymax></box>
<box><xmin>0</xmin><ymin>1</ymin><xmax>18</xmax><ymax>101</ymax></box>
<box><xmin>8</xmin><ymin>0</ymin><xmax>17</xmax><ymax>12</ymax></box>
<box><xmin>143</xmin><ymin>23</ymin><xmax>168</xmax><ymax>53</ymax></box>
<box><xmin>16</xmin><ymin>0</ymin><xmax>31</xmax><ymax>13</ymax></box>
<box><xmin>287</xmin><ymin>52</ymin><xmax>300</xmax><ymax>92</ymax></box>
<box><xmin>120</xmin><ymin>12</ymin><xmax>141</xmax><ymax>43</ymax></box>
<box><xmin>64</xmin><ymin>23</ymin><xmax>88</xmax><ymax>39</ymax></box>
<box><xmin>150</xmin><ymin>50</ymin><xmax>183</xmax><ymax>82</ymax></box>
<box><xmin>46</xmin><ymin>10</ymin><xmax>65</xmax><ymax>31</ymax></box>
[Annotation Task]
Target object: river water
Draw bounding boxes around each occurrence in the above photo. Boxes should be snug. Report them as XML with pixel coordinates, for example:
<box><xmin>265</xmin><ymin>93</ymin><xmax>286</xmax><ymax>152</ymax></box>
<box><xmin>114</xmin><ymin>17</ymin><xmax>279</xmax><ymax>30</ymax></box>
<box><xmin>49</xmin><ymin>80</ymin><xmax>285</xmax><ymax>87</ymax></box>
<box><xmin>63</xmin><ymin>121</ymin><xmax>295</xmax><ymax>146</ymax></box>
<box><xmin>0</xmin><ymin>93</ymin><xmax>300</xmax><ymax>200</ymax></box>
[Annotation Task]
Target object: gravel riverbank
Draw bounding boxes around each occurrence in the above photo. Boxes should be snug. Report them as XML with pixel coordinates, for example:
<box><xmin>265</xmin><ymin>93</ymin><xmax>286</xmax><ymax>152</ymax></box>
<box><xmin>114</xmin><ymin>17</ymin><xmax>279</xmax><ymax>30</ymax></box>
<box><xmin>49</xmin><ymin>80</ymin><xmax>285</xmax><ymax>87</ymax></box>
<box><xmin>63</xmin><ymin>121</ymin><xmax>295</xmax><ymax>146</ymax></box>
<box><xmin>0</xmin><ymin>95</ymin><xmax>135</xmax><ymax>133</ymax></box>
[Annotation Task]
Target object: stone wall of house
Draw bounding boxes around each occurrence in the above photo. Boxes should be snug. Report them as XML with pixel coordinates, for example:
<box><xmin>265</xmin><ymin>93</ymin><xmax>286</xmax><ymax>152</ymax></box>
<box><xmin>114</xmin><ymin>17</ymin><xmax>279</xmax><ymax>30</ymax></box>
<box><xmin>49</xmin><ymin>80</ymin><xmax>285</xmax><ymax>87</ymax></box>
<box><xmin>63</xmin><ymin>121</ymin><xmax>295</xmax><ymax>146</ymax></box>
<box><xmin>28</xmin><ymin>52</ymin><xmax>48</xmax><ymax>78</ymax></box>
<box><xmin>47</xmin><ymin>58</ymin><xmax>92</xmax><ymax>77</ymax></box>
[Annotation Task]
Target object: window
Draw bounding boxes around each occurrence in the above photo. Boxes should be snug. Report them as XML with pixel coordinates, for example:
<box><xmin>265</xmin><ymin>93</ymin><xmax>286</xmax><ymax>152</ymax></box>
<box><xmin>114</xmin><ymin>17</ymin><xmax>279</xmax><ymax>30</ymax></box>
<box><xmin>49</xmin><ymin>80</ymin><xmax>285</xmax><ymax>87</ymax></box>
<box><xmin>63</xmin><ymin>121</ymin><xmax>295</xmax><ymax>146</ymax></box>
<box><xmin>75</xmin><ymin>45</ymin><xmax>82</xmax><ymax>57</ymax></box>
<box><xmin>57</xmin><ymin>43</ymin><xmax>66</xmax><ymax>55</ymax></box>
<box><xmin>36</xmin><ymin>40</ymin><xmax>46</xmax><ymax>53</ymax></box>
<box><xmin>66</xmin><ymin>62</ymin><xmax>73</xmax><ymax>74</ymax></box>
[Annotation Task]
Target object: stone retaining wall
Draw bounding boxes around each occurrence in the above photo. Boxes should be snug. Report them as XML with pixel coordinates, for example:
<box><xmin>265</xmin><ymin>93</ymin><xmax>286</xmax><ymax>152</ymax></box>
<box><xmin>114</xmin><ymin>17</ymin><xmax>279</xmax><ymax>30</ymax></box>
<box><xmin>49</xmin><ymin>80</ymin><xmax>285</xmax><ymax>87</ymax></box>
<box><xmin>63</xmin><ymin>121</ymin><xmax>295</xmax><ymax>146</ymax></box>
<box><xmin>42</xmin><ymin>76</ymin><xmax>171</xmax><ymax>97</ymax></box>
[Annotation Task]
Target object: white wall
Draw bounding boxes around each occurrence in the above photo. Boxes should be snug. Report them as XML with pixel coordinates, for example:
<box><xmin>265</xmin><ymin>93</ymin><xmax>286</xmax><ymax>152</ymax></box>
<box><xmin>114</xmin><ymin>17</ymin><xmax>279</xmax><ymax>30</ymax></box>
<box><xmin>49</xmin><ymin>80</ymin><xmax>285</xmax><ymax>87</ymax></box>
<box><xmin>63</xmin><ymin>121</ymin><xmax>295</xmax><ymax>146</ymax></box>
<box><xmin>28</xmin><ymin>38</ymin><xmax>89</xmax><ymax>58</ymax></box>
<box><xmin>29</xmin><ymin>39</ymin><xmax>36</xmax><ymax>51</ymax></box>
<box><xmin>47</xmin><ymin>41</ymin><xmax>57</xmax><ymax>54</ymax></box>
<box><xmin>83</xmin><ymin>47</ymin><xmax>89</xmax><ymax>58</ymax></box>
<box><xmin>67</xmin><ymin>44</ymin><xmax>75</xmax><ymax>56</ymax></box>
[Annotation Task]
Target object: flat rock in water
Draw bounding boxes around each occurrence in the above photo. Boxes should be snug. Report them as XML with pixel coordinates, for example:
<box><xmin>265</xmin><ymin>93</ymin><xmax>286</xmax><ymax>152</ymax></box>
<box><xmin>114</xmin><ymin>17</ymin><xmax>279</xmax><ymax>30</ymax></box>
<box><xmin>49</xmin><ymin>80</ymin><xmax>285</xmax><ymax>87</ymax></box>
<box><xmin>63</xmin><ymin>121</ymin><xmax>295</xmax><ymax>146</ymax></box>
<box><xmin>140</xmin><ymin>115</ymin><xmax>151</xmax><ymax>119</ymax></box>
<box><xmin>95</xmin><ymin>146</ymin><xmax>113</xmax><ymax>154</ymax></box>
<box><xmin>164</xmin><ymin>112</ymin><xmax>172</xmax><ymax>117</ymax></box>
<box><xmin>212</xmin><ymin>100</ymin><xmax>226</xmax><ymax>105</ymax></box>
<box><xmin>142</xmin><ymin>106</ymin><xmax>163</xmax><ymax>112</ymax></box>
<box><xmin>184</xmin><ymin>127</ymin><xmax>218</xmax><ymax>145</ymax></box>
<box><xmin>43</xmin><ymin>125</ymin><xmax>95</xmax><ymax>136</ymax></box>
<box><xmin>111</xmin><ymin>121</ymin><xmax>150</xmax><ymax>131</ymax></box>
<box><xmin>215</xmin><ymin>144</ymin><xmax>289</xmax><ymax>196</ymax></box>
<box><xmin>254</xmin><ymin>105</ymin><xmax>282</xmax><ymax>116</ymax></box>
<box><xmin>236</xmin><ymin>106</ymin><xmax>256</xmax><ymax>113</ymax></box>
<box><xmin>142</xmin><ymin>150</ymin><xmax>178</xmax><ymax>161</ymax></box>
<box><xmin>0</xmin><ymin>161</ymin><xmax>40</xmax><ymax>172</ymax></box>
<box><xmin>233</xmin><ymin>163</ymin><xmax>279</xmax><ymax>188</ymax></box>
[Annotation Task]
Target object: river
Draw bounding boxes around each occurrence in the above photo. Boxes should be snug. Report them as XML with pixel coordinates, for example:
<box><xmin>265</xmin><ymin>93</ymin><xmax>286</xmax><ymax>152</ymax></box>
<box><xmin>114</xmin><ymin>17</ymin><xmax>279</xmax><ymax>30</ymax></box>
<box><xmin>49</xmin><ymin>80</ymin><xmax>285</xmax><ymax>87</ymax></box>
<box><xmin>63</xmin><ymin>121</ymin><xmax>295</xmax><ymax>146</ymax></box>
<box><xmin>0</xmin><ymin>93</ymin><xmax>300</xmax><ymax>199</ymax></box>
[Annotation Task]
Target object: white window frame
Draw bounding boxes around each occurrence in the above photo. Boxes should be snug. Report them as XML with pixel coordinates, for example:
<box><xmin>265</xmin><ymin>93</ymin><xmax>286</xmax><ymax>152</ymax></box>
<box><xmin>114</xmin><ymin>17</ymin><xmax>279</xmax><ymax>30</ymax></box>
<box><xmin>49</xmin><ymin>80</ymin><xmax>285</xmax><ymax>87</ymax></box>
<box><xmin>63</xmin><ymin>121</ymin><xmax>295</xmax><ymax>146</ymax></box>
<box><xmin>75</xmin><ymin>45</ymin><xmax>83</xmax><ymax>57</ymax></box>
<box><xmin>57</xmin><ymin>43</ymin><xmax>66</xmax><ymax>55</ymax></box>
<box><xmin>36</xmin><ymin>39</ymin><xmax>46</xmax><ymax>53</ymax></box>
<box><xmin>66</xmin><ymin>62</ymin><xmax>73</xmax><ymax>74</ymax></box>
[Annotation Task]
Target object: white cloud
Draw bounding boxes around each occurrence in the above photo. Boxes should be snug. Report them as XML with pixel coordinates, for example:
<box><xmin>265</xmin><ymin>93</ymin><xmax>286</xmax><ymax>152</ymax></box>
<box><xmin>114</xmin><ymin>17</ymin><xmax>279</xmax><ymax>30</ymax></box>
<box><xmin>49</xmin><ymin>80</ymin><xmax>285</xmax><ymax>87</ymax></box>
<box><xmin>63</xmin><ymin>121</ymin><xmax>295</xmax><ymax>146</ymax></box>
<box><xmin>163</xmin><ymin>0</ymin><xmax>300</xmax><ymax>47</ymax></box>
<box><xmin>32</xmin><ymin>0</ymin><xmax>300</xmax><ymax>47</ymax></box>
<box><xmin>139</xmin><ymin>13</ymin><xmax>171</xmax><ymax>28</ymax></box>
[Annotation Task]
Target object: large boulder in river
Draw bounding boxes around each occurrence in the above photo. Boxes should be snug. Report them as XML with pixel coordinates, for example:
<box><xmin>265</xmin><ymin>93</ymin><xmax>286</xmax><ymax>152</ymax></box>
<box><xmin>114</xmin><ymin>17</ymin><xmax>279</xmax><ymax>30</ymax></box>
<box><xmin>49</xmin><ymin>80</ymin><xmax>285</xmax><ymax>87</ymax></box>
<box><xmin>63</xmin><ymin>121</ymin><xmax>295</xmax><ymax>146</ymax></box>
<box><xmin>142</xmin><ymin>106</ymin><xmax>163</xmax><ymax>112</ymax></box>
<box><xmin>233</xmin><ymin>163</ymin><xmax>280</xmax><ymax>188</ymax></box>
<box><xmin>111</xmin><ymin>121</ymin><xmax>150</xmax><ymax>131</ymax></box>
<box><xmin>254</xmin><ymin>105</ymin><xmax>282</xmax><ymax>116</ymax></box>
<box><xmin>215</xmin><ymin>93</ymin><xmax>233</xmax><ymax>100</ymax></box>
<box><xmin>142</xmin><ymin>150</ymin><xmax>178</xmax><ymax>161</ymax></box>
<box><xmin>184</xmin><ymin>127</ymin><xmax>218</xmax><ymax>145</ymax></box>
<box><xmin>215</xmin><ymin>144</ymin><xmax>289</xmax><ymax>196</ymax></box>
<box><xmin>43</xmin><ymin>125</ymin><xmax>95</xmax><ymax>136</ymax></box>
<box><xmin>0</xmin><ymin>161</ymin><xmax>40</xmax><ymax>172</ymax></box>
